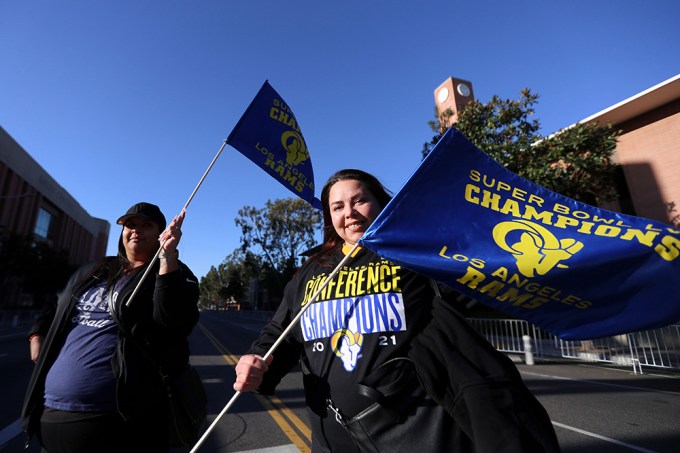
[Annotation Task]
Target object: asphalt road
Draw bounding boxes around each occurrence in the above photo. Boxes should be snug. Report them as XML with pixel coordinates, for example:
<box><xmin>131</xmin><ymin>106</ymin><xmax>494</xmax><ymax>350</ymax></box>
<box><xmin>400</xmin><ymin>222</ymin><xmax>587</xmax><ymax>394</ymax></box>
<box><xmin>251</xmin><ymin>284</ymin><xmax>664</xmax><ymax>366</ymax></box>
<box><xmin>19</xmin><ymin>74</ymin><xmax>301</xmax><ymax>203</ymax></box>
<box><xmin>2</xmin><ymin>310</ymin><xmax>679</xmax><ymax>452</ymax></box>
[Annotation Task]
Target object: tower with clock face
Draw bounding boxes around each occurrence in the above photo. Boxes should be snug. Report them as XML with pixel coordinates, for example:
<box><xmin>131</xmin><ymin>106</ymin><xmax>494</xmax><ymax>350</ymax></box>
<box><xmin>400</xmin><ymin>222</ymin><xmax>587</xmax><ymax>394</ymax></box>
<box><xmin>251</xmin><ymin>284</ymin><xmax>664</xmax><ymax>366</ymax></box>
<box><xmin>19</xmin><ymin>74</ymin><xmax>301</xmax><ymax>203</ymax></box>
<box><xmin>434</xmin><ymin>77</ymin><xmax>474</xmax><ymax>132</ymax></box>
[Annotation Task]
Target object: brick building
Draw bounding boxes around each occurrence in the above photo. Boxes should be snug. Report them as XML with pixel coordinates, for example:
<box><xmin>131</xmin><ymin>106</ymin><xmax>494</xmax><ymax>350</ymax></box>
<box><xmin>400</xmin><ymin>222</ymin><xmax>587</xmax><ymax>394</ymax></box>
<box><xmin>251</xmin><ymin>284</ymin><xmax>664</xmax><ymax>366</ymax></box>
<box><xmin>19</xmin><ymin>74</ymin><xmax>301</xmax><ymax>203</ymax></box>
<box><xmin>0</xmin><ymin>126</ymin><xmax>109</xmax><ymax>307</ymax></box>
<box><xmin>579</xmin><ymin>74</ymin><xmax>680</xmax><ymax>225</ymax></box>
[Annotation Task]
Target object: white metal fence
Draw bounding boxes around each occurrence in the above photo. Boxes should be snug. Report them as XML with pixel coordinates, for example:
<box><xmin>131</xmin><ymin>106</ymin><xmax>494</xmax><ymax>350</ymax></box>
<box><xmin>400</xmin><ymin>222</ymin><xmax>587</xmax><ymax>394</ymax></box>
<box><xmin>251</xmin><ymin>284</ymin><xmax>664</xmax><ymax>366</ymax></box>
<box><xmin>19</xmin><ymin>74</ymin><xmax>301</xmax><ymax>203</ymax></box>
<box><xmin>8</xmin><ymin>309</ymin><xmax>676</xmax><ymax>374</ymax></box>
<box><xmin>467</xmin><ymin>318</ymin><xmax>680</xmax><ymax>373</ymax></box>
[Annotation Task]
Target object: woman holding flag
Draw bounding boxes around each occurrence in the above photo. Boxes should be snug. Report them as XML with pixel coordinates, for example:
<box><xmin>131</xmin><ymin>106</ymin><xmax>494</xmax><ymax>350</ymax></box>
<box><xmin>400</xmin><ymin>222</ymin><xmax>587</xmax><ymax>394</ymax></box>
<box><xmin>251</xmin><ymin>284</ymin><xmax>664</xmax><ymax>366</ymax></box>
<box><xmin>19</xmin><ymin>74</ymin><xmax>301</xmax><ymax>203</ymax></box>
<box><xmin>22</xmin><ymin>202</ymin><xmax>200</xmax><ymax>453</ymax></box>
<box><xmin>234</xmin><ymin>169</ymin><xmax>560</xmax><ymax>452</ymax></box>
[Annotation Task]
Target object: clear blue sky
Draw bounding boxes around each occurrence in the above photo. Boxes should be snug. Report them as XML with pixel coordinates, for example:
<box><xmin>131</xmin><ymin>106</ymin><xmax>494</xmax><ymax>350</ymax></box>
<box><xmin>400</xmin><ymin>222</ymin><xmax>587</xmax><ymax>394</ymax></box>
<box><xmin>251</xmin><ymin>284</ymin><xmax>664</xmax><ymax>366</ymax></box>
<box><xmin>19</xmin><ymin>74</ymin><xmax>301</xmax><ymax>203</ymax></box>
<box><xmin>2</xmin><ymin>1</ymin><xmax>678</xmax><ymax>280</ymax></box>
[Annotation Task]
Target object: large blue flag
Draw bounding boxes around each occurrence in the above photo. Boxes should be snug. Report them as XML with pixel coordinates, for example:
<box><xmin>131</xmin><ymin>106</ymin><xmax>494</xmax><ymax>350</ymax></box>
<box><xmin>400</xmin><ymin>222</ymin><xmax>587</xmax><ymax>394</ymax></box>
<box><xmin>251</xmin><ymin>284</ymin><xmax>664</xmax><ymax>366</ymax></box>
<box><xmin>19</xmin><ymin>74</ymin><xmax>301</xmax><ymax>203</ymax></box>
<box><xmin>359</xmin><ymin>127</ymin><xmax>680</xmax><ymax>340</ymax></box>
<box><xmin>228</xmin><ymin>81</ymin><xmax>322</xmax><ymax>209</ymax></box>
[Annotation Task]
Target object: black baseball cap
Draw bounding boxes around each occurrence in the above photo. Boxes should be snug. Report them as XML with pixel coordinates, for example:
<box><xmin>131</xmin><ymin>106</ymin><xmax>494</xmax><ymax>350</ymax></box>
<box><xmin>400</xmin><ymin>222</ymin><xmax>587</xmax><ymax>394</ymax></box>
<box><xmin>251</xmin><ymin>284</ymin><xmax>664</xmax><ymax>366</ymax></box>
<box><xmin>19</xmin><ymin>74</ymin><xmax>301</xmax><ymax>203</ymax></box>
<box><xmin>116</xmin><ymin>202</ymin><xmax>167</xmax><ymax>231</ymax></box>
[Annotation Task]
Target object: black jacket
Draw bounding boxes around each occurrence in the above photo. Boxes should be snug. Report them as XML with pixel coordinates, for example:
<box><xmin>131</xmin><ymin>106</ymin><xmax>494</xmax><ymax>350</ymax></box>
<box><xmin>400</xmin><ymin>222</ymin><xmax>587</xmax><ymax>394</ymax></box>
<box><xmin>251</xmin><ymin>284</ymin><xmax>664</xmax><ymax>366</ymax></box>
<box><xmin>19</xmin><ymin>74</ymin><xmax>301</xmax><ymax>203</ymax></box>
<box><xmin>408</xmin><ymin>291</ymin><xmax>561</xmax><ymax>452</ymax></box>
<box><xmin>21</xmin><ymin>257</ymin><xmax>200</xmax><ymax>442</ymax></box>
<box><xmin>248</xmin><ymin>247</ymin><xmax>559</xmax><ymax>451</ymax></box>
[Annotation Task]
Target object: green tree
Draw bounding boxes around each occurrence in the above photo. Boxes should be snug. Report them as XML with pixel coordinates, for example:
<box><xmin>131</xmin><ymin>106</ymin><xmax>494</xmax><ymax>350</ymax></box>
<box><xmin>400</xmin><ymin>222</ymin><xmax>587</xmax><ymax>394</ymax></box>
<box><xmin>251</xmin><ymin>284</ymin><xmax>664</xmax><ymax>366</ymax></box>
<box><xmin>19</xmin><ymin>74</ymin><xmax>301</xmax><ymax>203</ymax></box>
<box><xmin>200</xmin><ymin>196</ymin><xmax>321</xmax><ymax>311</ymax></box>
<box><xmin>0</xmin><ymin>232</ymin><xmax>75</xmax><ymax>307</ymax></box>
<box><xmin>198</xmin><ymin>264</ymin><xmax>221</xmax><ymax>308</ymax></box>
<box><xmin>423</xmin><ymin>89</ymin><xmax>622</xmax><ymax>206</ymax></box>
<box><xmin>235</xmin><ymin>198</ymin><xmax>322</xmax><ymax>293</ymax></box>
<box><xmin>199</xmin><ymin>249</ymin><xmax>258</xmax><ymax>309</ymax></box>
<box><xmin>222</xmin><ymin>267</ymin><xmax>245</xmax><ymax>302</ymax></box>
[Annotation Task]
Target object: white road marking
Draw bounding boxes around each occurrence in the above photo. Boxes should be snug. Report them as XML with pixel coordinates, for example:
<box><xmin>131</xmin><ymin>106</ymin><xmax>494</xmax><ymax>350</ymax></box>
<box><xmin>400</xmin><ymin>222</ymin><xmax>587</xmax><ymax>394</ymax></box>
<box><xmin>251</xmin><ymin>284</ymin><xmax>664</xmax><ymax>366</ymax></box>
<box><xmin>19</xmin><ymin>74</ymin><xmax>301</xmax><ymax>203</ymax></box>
<box><xmin>551</xmin><ymin>421</ymin><xmax>658</xmax><ymax>453</ymax></box>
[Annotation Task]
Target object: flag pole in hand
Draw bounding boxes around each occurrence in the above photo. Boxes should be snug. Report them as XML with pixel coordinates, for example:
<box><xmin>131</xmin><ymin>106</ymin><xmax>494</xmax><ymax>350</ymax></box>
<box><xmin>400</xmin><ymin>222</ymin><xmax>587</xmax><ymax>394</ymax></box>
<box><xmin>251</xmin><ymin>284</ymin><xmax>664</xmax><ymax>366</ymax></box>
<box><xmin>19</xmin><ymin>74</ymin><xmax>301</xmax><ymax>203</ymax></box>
<box><xmin>126</xmin><ymin>139</ymin><xmax>228</xmax><ymax>307</ymax></box>
<box><xmin>189</xmin><ymin>243</ymin><xmax>360</xmax><ymax>452</ymax></box>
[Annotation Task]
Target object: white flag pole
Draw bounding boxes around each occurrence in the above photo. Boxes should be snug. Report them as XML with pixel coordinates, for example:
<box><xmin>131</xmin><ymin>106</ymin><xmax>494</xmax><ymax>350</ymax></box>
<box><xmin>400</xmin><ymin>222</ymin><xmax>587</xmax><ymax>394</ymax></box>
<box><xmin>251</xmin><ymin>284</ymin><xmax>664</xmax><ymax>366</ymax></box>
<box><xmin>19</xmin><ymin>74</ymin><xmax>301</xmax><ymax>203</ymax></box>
<box><xmin>189</xmin><ymin>242</ymin><xmax>360</xmax><ymax>453</ymax></box>
<box><xmin>126</xmin><ymin>139</ymin><xmax>228</xmax><ymax>307</ymax></box>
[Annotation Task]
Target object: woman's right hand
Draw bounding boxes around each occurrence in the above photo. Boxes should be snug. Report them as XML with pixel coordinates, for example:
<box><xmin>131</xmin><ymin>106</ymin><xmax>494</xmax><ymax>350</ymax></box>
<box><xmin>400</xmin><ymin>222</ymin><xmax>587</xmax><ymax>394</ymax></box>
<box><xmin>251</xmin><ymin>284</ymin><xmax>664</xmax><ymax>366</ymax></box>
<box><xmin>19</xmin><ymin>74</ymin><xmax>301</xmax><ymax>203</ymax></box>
<box><xmin>233</xmin><ymin>354</ymin><xmax>273</xmax><ymax>392</ymax></box>
<box><xmin>29</xmin><ymin>335</ymin><xmax>42</xmax><ymax>362</ymax></box>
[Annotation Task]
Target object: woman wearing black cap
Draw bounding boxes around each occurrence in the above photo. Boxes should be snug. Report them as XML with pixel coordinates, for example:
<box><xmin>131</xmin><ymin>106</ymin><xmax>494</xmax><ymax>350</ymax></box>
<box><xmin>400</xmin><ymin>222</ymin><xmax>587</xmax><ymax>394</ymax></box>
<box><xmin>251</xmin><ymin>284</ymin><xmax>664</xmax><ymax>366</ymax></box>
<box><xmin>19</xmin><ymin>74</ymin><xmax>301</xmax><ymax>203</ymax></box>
<box><xmin>21</xmin><ymin>202</ymin><xmax>200</xmax><ymax>453</ymax></box>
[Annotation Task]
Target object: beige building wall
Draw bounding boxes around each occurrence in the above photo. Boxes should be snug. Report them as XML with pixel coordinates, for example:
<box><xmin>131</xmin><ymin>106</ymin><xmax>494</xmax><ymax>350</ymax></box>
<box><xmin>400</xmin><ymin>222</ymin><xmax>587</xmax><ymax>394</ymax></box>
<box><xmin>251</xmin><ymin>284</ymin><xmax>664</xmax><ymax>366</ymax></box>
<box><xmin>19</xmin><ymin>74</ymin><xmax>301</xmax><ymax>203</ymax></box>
<box><xmin>611</xmin><ymin>99</ymin><xmax>680</xmax><ymax>224</ymax></box>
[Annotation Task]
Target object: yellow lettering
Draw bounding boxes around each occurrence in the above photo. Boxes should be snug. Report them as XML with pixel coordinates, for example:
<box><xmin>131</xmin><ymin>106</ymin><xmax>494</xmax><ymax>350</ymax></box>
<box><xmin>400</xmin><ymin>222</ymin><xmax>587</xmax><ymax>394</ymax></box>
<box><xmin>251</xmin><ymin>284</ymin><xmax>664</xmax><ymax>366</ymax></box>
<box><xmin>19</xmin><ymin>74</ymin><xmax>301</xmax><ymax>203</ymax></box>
<box><xmin>593</xmin><ymin>215</ymin><xmax>615</xmax><ymax>224</ymax></box>
<box><xmin>379</xmin><ymin>264</ymin><xmax>391</xmax><ymax>292</ymax></box>
<box><xmin>512</xmin><ymin>187</ymin><xmax>527</xmax><ymax>201</ymax></box>
<box><xmin>554</xmin><ymin>216</ymin><xmax>580</xmax><ymax>229</ymax></box>
<box><xmin>522</xmin><ymin>205</ymin><xmax>554</xmax><ymax>225</ymax></box>
<box><xmin>470</xmin><ymin>258</ymin><xmax>486</xmax><ymax>269</ymax></box>
<box><xmin>561</xmin><ymin>294</ymin><xmax>581</xmax><ymax>305</ymax></box>
<box><xmin>499</xmin><ymin>199</ymin><xmax>522</xmax><ymax>217</ymax></box>
<box><xmin>528</xmin><ymin>194</ymin><xmax>545</xmax><ymax>207</ymax></box>
<box><xmin>356</xmin><ymin>267</ymin><xmax>366</xmax><ymax>295</ymax></box>
<box><xmin>594</xmin><ymin>225</ymin><xmax>621</xmax><ymax>237</ymax></box>
<box><xmin>522</xmin><ymin>297</ymin><xmax>549</xmax><ymax>309</ymax></box>
<box><xmin>480</xmin><ymin>191</ymin><xmax>502</xmax><ymax>211</ymax></box>
<box><xmin>524</xmin><ymin>282</ymin><xmax>542</xmax><ymax>292</ymax></box>
<box><xmin>576</xmin><ymin>300</ymin><xmax>592</xmax><ymax>309</ymax></box>
<box><xmin>508</xmin><ymin>273</ymin><xmax>529</xmax><ymax>288</ymax></box>
<box><xmin>465</xmin><ymin>184</ymin><xmax>480</xmax><ymax>205</ymax></box>
<box><xmin>439</xmin><ymin>246</ymin><xmax>452</xmax><ymax>258</ymax></box>
<box><xmin>496</xmin><ymin>288</ymin><xmax>534</xmax><ymax>306</ymax></box>
<box><xmin>479</xmin><ymin>281</ymin><xmax>505</xmax><ymax>297</ymax></box>
<box><xmin>655</xmin><ymin>235</ymin><xmax>680</xmax><ymax>261</ymax></box>
<box><xmin>536</xmin><ymin>286</ymin><xmax>557</xmax><ymax>297</ymax></box>
<box><xmin>323</xmin><ymin>275</ymin><xmax>337</xmax><ymax>300</ymax></box>
<box><xmin>576</xmin><ymin>221</ymin><xmax>595</xmax><ymax>234</ymax></box>
<box><xmin>335</xmin><ymin>271</ymin><xmax>347</xmax><ymax>298</ymax></box>
<box><xmin>391</xmin><ymin>266</ymin><xmax>401</xmax><ymax>291</ymax></box>
<box><xmin>497</xmin><ymin>181</ymin><xmax>512</xmax><ymax>192</ymax></box>
<box><xmin>457</xmin><ymin>266</ymin><xmax>487</xmax><ymax>289</ymax></box>
<box><xmin>366</xmin><ymin>266</ymin><xmax>380</xmax><ymax>292</ymax></box>
<box><xmin>619</xmin><ymin>229</ymin><xmax>660</xmax><ymax>247</ymax></box>
<box><xmin>553</xmin><ymin>203</ymin><xmax>570</xmax><ymax>215</ymax></box>
<box><xmin>491</xmin><ymin>267</ymin><xmax>509</xmax><ymax>281</ymax></box>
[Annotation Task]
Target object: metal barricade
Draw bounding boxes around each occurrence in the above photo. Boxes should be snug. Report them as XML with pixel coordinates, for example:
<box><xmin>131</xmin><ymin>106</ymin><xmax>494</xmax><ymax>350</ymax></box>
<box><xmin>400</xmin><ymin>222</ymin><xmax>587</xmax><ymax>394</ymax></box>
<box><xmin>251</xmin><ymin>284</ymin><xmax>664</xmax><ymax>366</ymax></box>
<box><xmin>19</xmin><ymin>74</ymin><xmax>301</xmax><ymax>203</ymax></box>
<box><xmin>467</xmin><ymin>317</ymin><xmax>680</xmax><ymax>373</ymax></box>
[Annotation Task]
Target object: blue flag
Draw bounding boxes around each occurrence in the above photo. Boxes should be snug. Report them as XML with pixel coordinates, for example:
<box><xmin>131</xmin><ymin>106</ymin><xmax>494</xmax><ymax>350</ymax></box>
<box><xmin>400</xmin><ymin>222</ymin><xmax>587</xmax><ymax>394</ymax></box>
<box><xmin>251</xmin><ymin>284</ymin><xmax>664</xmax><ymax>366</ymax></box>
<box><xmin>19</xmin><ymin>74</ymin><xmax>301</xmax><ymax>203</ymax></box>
<box><xmin>359</xmin><ymin>127</ymin><xmax>680</xmax><ymax>340</ymax></box>
<box><xmin>228</xmin><ymin>81</ymin><xmax>322</xmax><ymax>209</ymax></box>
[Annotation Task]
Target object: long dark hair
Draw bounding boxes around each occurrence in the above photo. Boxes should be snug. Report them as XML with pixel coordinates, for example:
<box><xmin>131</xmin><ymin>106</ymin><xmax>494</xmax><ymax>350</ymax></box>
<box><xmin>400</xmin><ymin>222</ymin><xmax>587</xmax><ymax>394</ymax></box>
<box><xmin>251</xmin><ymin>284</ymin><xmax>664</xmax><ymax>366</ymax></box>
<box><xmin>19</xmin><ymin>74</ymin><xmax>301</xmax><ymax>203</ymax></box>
<box><xmin>87</xmin><ymin>229</ymin><xmax>160</xmax><ymax>285</ymax></box>
<box><xmin>316</xmin><ymin>169</ymin><xmax>392</xmax><ymax>260</ymax></box>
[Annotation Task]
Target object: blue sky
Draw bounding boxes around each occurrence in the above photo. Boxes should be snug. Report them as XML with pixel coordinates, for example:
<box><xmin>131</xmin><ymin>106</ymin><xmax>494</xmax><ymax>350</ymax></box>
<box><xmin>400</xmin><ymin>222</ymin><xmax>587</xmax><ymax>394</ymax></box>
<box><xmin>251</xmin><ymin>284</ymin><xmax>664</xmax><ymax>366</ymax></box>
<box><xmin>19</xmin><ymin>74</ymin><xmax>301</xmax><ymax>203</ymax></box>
<box><xmin>1</xmin><ymin>1</ymin><xmax>678</xmax><ymax>279</ymax></box>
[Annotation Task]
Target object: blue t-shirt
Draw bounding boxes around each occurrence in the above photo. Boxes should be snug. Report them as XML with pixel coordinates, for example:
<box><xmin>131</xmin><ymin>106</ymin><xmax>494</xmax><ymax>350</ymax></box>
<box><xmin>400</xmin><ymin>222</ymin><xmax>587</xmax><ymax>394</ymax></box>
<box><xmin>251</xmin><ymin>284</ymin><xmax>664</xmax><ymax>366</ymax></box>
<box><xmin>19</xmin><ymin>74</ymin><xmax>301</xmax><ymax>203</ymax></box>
<box><xmin>44</xmin><ymin>275</ymin><xmax>130</xmax><ymax>412</ymax></box>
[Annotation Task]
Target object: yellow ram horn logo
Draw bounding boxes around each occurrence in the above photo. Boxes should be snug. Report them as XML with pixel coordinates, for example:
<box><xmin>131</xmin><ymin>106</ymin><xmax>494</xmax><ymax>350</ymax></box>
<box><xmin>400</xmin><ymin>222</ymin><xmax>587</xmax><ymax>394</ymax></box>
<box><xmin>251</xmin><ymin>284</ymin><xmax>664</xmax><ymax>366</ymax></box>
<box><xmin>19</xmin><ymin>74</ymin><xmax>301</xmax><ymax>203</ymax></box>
<box><xmin>492</xmin><ymin>219</ymin><xmax>584</xmax><ymax>278</ymax></box>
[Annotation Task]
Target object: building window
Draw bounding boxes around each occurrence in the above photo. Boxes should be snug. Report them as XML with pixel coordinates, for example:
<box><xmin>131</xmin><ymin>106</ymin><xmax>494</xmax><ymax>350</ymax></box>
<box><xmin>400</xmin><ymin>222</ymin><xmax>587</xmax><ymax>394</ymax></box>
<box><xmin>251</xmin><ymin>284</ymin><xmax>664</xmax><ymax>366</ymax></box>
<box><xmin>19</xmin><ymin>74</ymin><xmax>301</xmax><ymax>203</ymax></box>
<box><xmin>34</xmin><ymin>208</ymin><xmax>52</xmax><ymax>239</ymax></box>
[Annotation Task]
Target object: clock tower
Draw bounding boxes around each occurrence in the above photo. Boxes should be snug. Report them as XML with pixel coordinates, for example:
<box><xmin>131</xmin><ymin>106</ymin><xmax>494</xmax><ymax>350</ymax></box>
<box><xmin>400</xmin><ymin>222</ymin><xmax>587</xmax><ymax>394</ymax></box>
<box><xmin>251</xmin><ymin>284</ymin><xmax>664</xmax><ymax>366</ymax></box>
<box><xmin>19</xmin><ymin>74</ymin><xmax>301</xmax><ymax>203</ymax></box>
<box><xmin>434</xmin><ymin>77</ymin><xmax>474</xmax><ymax>132</ymax></box>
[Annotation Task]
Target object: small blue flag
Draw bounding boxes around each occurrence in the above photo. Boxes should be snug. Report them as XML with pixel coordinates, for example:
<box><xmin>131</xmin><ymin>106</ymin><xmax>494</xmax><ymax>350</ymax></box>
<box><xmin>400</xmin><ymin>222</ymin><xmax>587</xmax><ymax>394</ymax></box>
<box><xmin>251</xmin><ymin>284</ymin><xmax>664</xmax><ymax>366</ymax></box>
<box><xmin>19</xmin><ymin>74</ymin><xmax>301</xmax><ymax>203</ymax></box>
<box><xmin>228</xmin><ymin>81</ymin><xmax>322</xmax><ymax>209</ymax></box>
<box><xmin>359</xmin><ymin>127</ymin><xmax>680</xmax><ymax>340</ymax></box>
